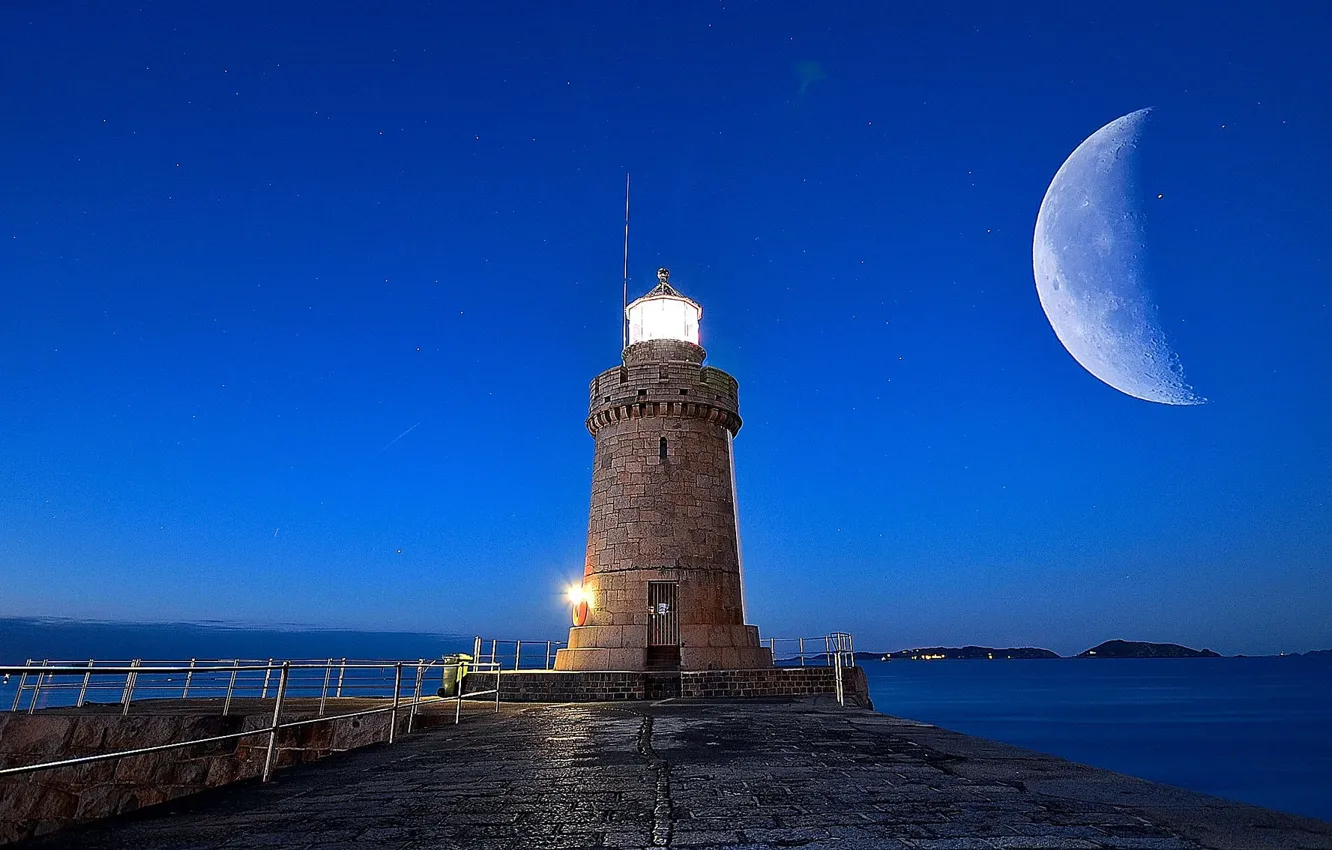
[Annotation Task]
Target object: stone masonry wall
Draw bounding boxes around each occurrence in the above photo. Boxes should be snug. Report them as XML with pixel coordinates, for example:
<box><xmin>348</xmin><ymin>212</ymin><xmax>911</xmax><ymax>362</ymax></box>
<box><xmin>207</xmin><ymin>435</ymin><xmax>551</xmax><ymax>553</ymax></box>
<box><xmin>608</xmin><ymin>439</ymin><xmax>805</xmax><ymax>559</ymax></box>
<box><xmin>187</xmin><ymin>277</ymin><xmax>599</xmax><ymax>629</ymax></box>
<box><xmin>468</xmin><ymin>668</ymin><xmax>870</xmax><ymax>708</ymax></box>
<box><xmin>620</xmin><ymin>338</ymin><xmax>706</xmax><ymax>367</ymax></box>
<box><xmin>680</xmin><ymin>666</ymin><xmax>873</xmax><ymax>709</ymax></box>
<box><xmin>0</xmin><ymin>706</ymin><xmax>409</xmax><ymax>845</ymax></box>
<box><xmin>467</xmin><ymin>671</ymin><xmax>649</xmax><ymax>703</ymax></box>
<box><xmin>585</xmin><ymin>415</ymin><xmax>741</xmax><ymax>584</ymax></box>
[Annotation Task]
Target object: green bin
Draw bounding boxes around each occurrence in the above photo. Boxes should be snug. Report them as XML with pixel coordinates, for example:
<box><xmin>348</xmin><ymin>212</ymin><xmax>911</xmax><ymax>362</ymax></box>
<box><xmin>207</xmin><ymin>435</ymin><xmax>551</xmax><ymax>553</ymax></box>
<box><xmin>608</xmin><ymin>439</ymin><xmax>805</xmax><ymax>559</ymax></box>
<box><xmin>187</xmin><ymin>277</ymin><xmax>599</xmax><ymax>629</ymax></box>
<box><xmin>436</xmin><ymin>653</ymin><xmax>472</xmax><ymax>697</ymax></box>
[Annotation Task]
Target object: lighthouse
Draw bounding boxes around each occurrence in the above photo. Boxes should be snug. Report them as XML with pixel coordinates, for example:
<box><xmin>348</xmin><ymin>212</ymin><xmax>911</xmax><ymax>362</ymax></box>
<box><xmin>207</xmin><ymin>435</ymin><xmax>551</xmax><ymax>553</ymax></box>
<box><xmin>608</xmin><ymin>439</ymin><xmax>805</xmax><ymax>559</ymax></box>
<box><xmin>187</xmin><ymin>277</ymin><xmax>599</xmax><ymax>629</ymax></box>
<box><xmin>554</xmin><ymin>269</ymin><xmax>774</xmax><ymax>671</ymax></box>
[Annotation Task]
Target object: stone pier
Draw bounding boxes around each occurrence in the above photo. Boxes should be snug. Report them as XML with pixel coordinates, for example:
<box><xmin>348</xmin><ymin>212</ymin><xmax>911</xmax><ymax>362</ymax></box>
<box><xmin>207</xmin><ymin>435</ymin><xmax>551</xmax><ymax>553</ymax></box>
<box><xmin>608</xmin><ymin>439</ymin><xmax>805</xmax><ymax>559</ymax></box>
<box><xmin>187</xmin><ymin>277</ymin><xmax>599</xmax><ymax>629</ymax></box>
<box><xmin>19</xmin><ymin>697</ymin><xmax>1332</xmax><ymax>850</ymax></box>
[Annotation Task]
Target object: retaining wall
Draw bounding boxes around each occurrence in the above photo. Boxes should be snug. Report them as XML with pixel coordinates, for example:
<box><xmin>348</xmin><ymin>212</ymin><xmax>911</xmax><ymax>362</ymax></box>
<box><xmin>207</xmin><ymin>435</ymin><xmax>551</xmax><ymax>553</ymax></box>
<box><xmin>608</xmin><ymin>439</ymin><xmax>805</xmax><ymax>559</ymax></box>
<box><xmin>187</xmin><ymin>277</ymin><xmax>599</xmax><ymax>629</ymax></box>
<box><xmin>0</xmin><ymin>703</ymin><xmax>410</xmax><ymax>845</ymax></box>
<box><xmin>463</xmin><ymin>666</ymin><xmax>872</xmax><ymax>708</ymax></box>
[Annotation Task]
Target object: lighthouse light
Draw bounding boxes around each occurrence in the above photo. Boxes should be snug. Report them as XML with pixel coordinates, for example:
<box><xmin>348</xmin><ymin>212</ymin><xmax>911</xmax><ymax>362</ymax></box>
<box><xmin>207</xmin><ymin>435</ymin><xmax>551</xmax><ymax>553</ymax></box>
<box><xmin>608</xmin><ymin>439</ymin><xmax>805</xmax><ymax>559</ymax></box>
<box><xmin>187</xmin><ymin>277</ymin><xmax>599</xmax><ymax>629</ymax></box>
<box><xmin>627</xmin><ymin>296</ymin><xmax>700</xmax><ymax>345</ymax></box>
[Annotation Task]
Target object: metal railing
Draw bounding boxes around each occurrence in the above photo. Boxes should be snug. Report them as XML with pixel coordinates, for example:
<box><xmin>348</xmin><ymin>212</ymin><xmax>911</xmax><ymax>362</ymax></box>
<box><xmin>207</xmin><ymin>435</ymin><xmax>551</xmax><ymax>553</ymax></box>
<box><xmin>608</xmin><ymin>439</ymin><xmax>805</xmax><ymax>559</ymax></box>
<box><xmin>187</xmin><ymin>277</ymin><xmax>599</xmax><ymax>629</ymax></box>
<box><xmin>7</xmin><ymin>656</ymin><xmax>465</xmax><ymax>714</ymax></box>
<box><xmin>762</xmin><ymin>632</ymin><xmax>856</xmax><ymax>706</ymax></box>
<box><xmin>762</xmin><ymin>632</ymin><xmax>856</xmax><ymax>668</ymax></box>
<box><xmin>0</xmin><ymin>656</ymin><xmax>502</xmax><ymax>783</ymax></box>
<box><xmin>471</xmin><ymin>637</ymin><xmax>566</xmax><ymax>670</ymax></box>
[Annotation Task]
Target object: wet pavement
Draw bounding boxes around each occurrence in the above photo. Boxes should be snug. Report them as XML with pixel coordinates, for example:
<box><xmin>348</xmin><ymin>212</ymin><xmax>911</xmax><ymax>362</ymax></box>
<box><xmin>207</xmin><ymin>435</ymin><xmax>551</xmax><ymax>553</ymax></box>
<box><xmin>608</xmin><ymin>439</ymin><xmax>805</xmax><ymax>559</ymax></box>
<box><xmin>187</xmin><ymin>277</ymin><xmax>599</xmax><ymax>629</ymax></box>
<box><xmin>24</xmin><ymin>696</ymin><xmax>1332</xmax><ymax>849</ymax></box>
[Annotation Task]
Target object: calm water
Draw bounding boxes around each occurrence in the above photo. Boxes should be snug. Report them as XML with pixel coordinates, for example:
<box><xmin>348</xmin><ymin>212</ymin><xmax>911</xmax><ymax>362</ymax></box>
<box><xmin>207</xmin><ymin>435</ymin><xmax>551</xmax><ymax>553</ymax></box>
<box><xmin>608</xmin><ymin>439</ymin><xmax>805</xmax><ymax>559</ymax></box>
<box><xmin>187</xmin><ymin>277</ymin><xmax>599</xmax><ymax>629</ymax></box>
<box><xmin>3</xmin><ymin>621</ymin><xmax>1329</xmax><ymax>823</ymax></box>
<box><xmin>862</xmin><ymin>658</ymin><xmax>1332</xmax><ymax>823</ymax></box>
<box><xmin>0</xmin><ymin>619</ymin><xmax>477</xmax><ymax>666</ymax></box>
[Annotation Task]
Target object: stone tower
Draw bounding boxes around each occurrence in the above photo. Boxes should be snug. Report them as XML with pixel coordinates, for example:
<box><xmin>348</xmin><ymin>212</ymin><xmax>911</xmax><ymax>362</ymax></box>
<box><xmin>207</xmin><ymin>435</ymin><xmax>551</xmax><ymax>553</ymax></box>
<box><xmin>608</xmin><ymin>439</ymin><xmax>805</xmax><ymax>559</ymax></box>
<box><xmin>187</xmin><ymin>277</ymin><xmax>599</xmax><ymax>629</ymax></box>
<box><xmin>555</xmin><ymin>269</ymin><xmax>774</xmax><ymax>672</ymax></box>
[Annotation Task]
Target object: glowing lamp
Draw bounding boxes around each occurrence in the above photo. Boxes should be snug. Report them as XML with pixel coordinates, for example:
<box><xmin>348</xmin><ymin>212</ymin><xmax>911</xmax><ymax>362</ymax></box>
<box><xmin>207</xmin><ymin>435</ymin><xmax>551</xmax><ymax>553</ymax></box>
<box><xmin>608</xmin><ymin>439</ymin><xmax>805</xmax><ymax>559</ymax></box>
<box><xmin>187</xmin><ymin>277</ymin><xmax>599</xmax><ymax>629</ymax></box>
<box><xmin>626</xmin><ymin>268</ymin><xmax>701</xmax><ymax>345</ymax></box>
<box><xmin>566</xmin><ymin>584</ymin><xmax>591</xmax><ymax>627</ymax></box>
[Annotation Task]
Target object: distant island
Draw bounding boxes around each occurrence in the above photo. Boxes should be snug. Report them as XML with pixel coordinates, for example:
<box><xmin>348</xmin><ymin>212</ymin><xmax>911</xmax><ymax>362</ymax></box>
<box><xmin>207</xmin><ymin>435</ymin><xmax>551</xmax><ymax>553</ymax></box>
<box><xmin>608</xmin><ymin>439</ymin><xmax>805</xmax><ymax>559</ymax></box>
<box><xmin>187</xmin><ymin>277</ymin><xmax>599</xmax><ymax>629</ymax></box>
<box><xmin>1076</xmin><ymin>640</ymin><xmax>1221</xmax><ymax>659</ymax></box>
<box><xmin>880</xmin><ymin>646</ymin><xmax>1060</xmax><ymax>661</ymax></box>
<box><xmin>860</xmin><ymin>640</ymin><xmax>1264</xmax><ymax>661</ymax></box>
<box><xmin>802</xmin><ymin>640</ymin><xmax>1332</xmax><ymax>663</ymax></box>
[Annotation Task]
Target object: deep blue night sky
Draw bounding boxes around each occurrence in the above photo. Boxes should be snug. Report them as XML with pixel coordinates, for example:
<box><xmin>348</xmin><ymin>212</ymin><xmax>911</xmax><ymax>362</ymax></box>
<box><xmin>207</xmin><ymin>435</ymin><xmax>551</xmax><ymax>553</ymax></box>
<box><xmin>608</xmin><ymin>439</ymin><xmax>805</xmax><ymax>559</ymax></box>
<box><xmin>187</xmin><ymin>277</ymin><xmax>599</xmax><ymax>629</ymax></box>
<box><xmin>2</xmin><ymin>2</ymin><xmax>1329</xmax><ymax>655</ymax></box>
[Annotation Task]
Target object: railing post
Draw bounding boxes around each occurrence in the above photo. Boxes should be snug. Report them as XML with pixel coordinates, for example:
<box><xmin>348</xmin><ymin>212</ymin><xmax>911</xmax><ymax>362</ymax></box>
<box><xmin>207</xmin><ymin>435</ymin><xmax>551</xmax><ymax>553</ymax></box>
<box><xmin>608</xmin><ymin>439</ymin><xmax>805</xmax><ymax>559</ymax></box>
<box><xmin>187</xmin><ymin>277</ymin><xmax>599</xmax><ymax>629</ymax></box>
<box><xmin>27</xmin><ymin>660</ymin><xmax>50</xmax><ymax>715</ymax></box>
<box><xmin>336</xmin><ymin>657</ymin><xmax>347</xmax><ymax>697</ymax></box>
<box><xmin>546</xmin><ymin>640</ymin><xmax>553</xmax><ymax>669</ymax></box>
<box><xmin>833</xmin><ymin>646</ymin><xmax>845</xmax><ymax>707</ymax></box>
<box><xmin>799</xmin><ymin>638</ymin><xmax>806</xmax><ymax>667</ymax></box>
<box><xmin>319</xmin><ymin>659</ymin><xmax>333</xmax><ymax>717</ymax></box>
<box><xmin>489</xmin><ymin>639</ymin><xmax>497</xmax><ymax>666</ymax></box>
<box><xmin>182</xmin><ymin>658</ymin><xmax>197</xmax><ymax>698</ymax></box>
<box><xmin>408</xmin><ymin>661</ymin><xmax>424</xmax><ymax>734</ymax></box>
<box><xmin>514</xmin><ymin>640</ymin><xmax>522</xmax><ymax>671</ymax></box>
<box><xmin>77</xmin><ymin>659</ymin><xmax>94</xmax><ymax>707</ymax></box>
<box><xmin>454</xmin><ymin>674</ymin><xmax>463</xmax><ymax>725</ymax></box>
<box><xmin>261</xmin><ymin>658</ymin><xmax>274</xmax><ymax>699</ymax></box>
<box><xmin>223</xmin><ymin>659</ymin><xmax>240</xmax><ymax>716</ymax></box>
<box><xmin>24</xmin><ymin>669</ymin><xmax>40</xmax><ymax>715</ymax></box>
<box><xmin>11</xmin><ymin>660</ymin><xmax>32</xmax><ymax>712</ymax></box>
<box><xmin>261</xmin><ymin>661</ymin><xmax>291</xmax><ymax>783</ymax></box>
<box><xmin>473</xmin><ymin>635</ymin><xmax>481</xmax><ymax>661</ymax></box>
<box><xmin>388</xmin><ymin>663</ymin><xmax>403</xmax><ymax>744</ymax></box>
<box><xmin>121</xmin><ymin>659</ymin><xmax>141</xmax><ymax>717</ymax></box>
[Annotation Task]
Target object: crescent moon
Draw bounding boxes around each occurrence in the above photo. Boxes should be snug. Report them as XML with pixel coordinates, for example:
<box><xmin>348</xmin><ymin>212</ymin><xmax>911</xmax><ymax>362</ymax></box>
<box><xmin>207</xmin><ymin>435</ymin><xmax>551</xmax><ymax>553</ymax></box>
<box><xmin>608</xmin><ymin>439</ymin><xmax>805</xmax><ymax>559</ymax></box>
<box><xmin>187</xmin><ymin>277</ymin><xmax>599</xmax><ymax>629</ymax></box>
<box><xmin>1033</xmin><ymin>109</ymin><xmax>1204</xmax><ymax>405</ymax></box>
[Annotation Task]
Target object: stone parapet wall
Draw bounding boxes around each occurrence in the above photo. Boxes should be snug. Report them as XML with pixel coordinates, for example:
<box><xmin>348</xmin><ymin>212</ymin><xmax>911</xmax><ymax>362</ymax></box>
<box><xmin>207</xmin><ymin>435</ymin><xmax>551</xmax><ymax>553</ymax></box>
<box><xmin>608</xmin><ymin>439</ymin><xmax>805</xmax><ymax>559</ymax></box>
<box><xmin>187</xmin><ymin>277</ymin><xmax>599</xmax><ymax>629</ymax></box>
<box><xmin>680</xmin><ymin>666</ymin><xmax>871</xmax><ymax>708</ymax></box>
<box><xmin>467</xmin><ymin>671</ymin><xmax>649</xmax><ymax>703</ymax></box>
<box><xmin>466</xmin><ymin>667</ymin><xmax>869</xmax><ymax>708</ymax></box>
<box><xmin>0</xmin><ymin>703</ymin><xmax>410</xmax><ymax>845</ymax></box>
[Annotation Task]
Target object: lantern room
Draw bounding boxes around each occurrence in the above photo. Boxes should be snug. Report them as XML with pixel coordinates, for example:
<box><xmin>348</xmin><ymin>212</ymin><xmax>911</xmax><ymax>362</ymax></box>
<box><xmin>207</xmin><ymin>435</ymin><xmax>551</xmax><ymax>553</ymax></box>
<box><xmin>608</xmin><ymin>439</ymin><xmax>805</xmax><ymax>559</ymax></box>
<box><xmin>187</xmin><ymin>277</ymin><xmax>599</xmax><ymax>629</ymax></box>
<box><xmin>626</xmin><ymin>268</ymin><xmax>701</xmax><ymax>346</ymax></box>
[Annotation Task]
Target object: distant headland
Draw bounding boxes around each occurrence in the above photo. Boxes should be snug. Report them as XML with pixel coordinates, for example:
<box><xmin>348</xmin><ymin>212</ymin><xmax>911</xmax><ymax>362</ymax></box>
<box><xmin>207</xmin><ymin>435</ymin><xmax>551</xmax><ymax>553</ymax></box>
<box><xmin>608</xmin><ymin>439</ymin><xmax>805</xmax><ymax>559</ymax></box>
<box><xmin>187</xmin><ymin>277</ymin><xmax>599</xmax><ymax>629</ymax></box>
<box><xmin>1077</xmin><ymin>640</ymin><xmax>1220</xmax><ymax>658</ymax></box>
<box><xmin>870</xmin><ymin>640</ymin><xmax>1331</xmax><ymax>661</ymax></box>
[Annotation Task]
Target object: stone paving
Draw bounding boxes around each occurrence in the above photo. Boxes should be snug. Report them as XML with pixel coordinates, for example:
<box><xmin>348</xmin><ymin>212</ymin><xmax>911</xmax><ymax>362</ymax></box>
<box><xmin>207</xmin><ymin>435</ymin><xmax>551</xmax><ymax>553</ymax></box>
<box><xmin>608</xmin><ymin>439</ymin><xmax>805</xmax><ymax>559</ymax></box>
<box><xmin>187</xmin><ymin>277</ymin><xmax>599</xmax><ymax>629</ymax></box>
<box><xmin>24</xmin><ymin>697</ymin><xmax>1332</xmax><ymax>850</ymax></box>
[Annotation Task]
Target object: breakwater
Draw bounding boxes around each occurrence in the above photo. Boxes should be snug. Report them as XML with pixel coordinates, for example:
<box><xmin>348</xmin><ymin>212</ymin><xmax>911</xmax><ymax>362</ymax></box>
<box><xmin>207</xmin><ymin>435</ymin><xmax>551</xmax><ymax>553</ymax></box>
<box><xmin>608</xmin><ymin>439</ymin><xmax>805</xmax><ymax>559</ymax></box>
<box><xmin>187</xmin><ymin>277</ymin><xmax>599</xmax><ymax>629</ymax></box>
<box><xmin>19</xmin><ymin>696</ymin><xmax>1332</xmax><ymax>850</ymax></box>
<box><xmin>0</xmin><ymin>664</ymin><xmax>867</xmax><ymax>843</ymax></box>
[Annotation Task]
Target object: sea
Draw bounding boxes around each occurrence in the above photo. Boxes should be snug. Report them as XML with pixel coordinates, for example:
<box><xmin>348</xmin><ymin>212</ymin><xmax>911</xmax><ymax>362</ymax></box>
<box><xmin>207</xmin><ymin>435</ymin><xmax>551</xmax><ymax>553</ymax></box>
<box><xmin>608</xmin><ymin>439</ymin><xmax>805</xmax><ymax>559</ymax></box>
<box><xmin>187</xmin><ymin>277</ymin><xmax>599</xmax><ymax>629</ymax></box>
<box><xmin>860</xmin><ymin>656</ymin><xmax>1332</xmax><ymax>823</ymax></box>
<box><xmin>2</xmin><ymin>618</ymin><xmax>1329</xmax><ymax>823</ymax></box>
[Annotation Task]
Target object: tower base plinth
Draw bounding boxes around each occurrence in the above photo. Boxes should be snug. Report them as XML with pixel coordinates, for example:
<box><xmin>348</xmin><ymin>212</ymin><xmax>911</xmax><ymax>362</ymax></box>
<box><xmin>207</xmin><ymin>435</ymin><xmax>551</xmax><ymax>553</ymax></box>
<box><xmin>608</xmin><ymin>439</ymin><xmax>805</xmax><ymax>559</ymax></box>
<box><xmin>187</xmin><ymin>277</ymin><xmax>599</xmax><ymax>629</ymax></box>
<box><xmin>554</xmin><ymin>624</ymin><xmax>773</xmax><ymax>672</ymax></box>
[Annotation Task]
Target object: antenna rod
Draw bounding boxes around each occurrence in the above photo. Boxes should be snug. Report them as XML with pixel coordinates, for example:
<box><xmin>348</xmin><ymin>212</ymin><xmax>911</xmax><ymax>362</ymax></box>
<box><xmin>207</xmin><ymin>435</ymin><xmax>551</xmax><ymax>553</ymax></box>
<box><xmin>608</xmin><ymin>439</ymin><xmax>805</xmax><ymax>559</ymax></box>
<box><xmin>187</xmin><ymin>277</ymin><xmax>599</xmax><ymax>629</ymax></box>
<box><xmin>622</xmin><ymin>172</ymin><xmax>630</xmax><ymax>351</ymax></box>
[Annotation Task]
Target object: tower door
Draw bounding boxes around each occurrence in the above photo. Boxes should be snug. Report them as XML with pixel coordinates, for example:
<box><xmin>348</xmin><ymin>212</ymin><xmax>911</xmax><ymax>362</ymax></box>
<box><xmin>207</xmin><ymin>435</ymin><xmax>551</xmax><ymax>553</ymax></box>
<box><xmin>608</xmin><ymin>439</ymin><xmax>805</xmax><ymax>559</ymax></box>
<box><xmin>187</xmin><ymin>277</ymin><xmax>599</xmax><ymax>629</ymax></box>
<box><xmin>646</xmin><ymin>581</ymin><xmax>680</xmax><ymax>647</ymax></box>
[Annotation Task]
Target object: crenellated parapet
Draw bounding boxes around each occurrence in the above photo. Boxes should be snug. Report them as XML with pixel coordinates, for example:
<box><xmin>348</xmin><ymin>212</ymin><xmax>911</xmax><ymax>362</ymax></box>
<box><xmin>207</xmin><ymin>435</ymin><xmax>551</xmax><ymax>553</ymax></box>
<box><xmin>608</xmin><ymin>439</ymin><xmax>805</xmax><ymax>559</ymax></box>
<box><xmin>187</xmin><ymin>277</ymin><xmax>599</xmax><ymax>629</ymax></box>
<box><xmin>586</xmin><ymin>342</ymin><xmax>741</xmax><ymax>436</ymax></box>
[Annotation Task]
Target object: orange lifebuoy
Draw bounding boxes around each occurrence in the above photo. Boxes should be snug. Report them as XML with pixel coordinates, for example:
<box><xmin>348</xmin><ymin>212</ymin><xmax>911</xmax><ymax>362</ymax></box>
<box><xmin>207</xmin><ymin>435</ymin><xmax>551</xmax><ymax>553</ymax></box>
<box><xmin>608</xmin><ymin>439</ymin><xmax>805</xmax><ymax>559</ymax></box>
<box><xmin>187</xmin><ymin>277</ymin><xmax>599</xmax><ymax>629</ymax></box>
<box><xmin>572</xmin><ymin>599</ymin><xmax>589</xmax><ymax>627</ymax></box>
